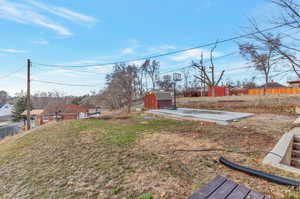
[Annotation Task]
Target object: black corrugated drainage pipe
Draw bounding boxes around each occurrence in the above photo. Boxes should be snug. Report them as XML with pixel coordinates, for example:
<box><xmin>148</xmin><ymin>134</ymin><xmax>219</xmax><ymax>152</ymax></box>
<box><xmin>219</xmin><ymin>156</ymin><xmax>300</xmax><ymax>186</ymax></box>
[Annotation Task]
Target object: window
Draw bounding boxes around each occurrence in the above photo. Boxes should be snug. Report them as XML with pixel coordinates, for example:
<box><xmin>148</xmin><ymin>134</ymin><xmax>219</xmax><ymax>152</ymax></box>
<box><xmin>43</xmin><ymin>116</ymin><xmax>49</xmax><ymax>122</ymax></box>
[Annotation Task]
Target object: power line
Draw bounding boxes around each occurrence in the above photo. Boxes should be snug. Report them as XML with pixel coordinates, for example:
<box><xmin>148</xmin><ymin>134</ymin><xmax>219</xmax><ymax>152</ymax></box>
<box><xmin>34</xmin><ymin>64</ymin><xmax>109</xmax><ymax>75</ymax></box>
<box><xmin>0</xmin><ymin>66</ymin><xmax>25</xmax><ymax>80</ymax></box>
<box><xmin>33</xmin><ymin>23</ymin><xmax>293</xmax><ymax>68</ymax></box>
<box><xmin>32</xmin><ymin>79</ymin><xmax>100</xmax><ymax>87</ymax></box>
<box><xmin>160</xmin><ymin>51</ymin><xmax>239</xmax><ymax>74</ymax></box>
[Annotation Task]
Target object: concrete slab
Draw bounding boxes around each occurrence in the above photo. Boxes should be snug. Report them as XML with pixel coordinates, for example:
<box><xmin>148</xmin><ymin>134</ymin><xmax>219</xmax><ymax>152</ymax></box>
<box><xmin>146</xmin><ymin>108</ymin><xmax>254</xmax><ymax>125</ymax></box>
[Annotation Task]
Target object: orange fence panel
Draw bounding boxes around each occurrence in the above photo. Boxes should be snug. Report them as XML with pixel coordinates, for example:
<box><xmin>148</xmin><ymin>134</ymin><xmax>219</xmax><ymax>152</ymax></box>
<box><xmin>248</xmin><ymin>88</ymin><xmax>300</xmax><ymax>95</ymax></box>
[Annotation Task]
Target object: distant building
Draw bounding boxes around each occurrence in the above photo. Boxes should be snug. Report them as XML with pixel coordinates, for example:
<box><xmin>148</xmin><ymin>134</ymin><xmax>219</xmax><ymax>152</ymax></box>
<box><xmin>22</xmin><ymin>109</ymin><xmax>44</xmax><ymax>128</ymax></box>
<box><xmin>144</xmin><ymin>91</ymin><xmax>173</xmax><ymax>109</ymax></box>
<box><xmin>22</xmin><ymin>104</ymin><xmax>93</xmax><ymax>128</ymax></box>
<box><xmin>288</xmin><ymin>80</ymin><xmax>300</xmax><ymax>88</ymax></box>
<box><xmin>0</xmin><ymin>102</ymin><xmax>13</xmax><ymax>120</ymax></box>
<box><xmin>258</xmin><ymin>81</ymin><xmax>286</xmax><ymax>88</ymax></box>
<box><xmin>43</xmin><ymin>103</ymin><xmax>89</xmax><ymax>122</ymax></box>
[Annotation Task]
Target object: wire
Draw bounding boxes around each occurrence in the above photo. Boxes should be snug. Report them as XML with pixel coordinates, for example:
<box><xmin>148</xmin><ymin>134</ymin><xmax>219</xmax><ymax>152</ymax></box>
<box><xmin>32</xmin><ymin>79</ymin><xmax>100</xmax><ymax>87</ymax></box>
<box><xmin>0</xmin><ymin>66</ymin><xmax>25</xmax><ymax>80</ymax></box>
<box><xmin>34</xmin><ymin>64</ymin><xmax>109</xmax><ymax>75</ymax></box>
<box><xmin>160</xmin><ymin>51</ymin><xmax>238</xmax><ymax>74</ymax></box>
<box><xmin>33</xmin><ymin>23</ymin><xmax>293</xmax><ymax>68</ymax></box>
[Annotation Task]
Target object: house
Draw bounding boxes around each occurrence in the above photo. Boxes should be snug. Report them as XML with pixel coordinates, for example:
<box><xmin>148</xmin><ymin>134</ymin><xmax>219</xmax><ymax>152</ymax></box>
<box><xmin>42</xmin><ymin>103</ymin><xmax>89</xmax><ymax>122</ymax></box>
<box><xmin>87</xmin><ymin>107</ymin><xmax>101</xmax><ymax>118</ymax></box>
<box><xmin>144</xmin><ymin>91</ymin><xmax>173</xmax><ymax>109</ymax></box>
<box><xmin>22</xmin><ymin>109</ymin><xmax>44</xmax><ymax>128</ymax></box>
<box><xmin>0</xmin><ymin>102</ymin><xmax>13</xmax><ymax>120</ymax></box>
<box><xmin>288</xmin><ymin>80</ymin><xmax>300</xmax><ymax>88</ymax></box>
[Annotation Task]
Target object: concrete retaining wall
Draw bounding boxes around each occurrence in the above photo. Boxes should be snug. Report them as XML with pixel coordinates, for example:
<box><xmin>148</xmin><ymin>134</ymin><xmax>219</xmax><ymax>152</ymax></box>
<box><xmin>263</xmin><ymin>127</ymin><xmax>300</xmax><ymax>174</ymax></box>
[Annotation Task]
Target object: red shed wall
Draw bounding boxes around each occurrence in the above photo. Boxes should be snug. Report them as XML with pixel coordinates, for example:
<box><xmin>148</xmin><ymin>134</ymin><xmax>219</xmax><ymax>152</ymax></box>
<box><xmin>208</xmin><ymin>87</ymin><xmax>229</xmax><ymax>97</ymax></box>
<box><xmin>144</xmin><ymin>93</ymin><xmax>158</xmax><ymax>109</ymax></box>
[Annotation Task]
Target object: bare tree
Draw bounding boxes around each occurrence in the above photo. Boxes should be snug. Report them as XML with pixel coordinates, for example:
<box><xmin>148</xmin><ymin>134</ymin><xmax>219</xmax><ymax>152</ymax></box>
<box><xmin>156</xmin><ymin>75</ymin><xmax>173</xmax><ymax>91</ymax></box>
<box><xmin>143</xmin><ymin>59</ymin><xmax>160</xmax><ymax>90</ymax></box>
<box><xmin>245</xmin><ymin>0</ymin><xmax>300</xmax><ymax>78</ymax></box>
<box><xmin>242</xmin><ymin>77</ymin><xmax>257</xmax><ymax>89</ymax></box>
<box><xmin>182</xmin><ymin>68</ymin><xmax>191</xmax><ymax>91</ymax></box>
<box><xmin>105</xmin><ymin>63</ymin><xmax>138</xmax><ymax>113</ymax></box>
<box><xmin>239</xmin><ymin>40</ymin><xmax>279</xmax><ymax>94</ymax></box>
<box><xmin>0</xmin><ymin>90</ymin><xmax>9</xmax><ymax>102</ymax></box>
<box><xmin>192</xmin><ymin>44</ymin><xmax>225</xmax><ymax>97</ymax></box>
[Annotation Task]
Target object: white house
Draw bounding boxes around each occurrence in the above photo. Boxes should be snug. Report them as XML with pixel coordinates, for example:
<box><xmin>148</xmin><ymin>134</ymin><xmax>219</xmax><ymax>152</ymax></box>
<box><xmin>0</xmin><ymin>102</ymin><xmax>13</xmax><ymax>117</ymax></box>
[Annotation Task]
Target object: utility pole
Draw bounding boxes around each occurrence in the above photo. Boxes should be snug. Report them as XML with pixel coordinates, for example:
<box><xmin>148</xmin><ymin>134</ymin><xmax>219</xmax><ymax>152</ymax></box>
<box><xmin>173</xmin><ymin>73</ymin><xmax>182</xmax><ymax>109</ymax></box>
<box><xmin>210</xmin><ymin>65</ymin><xmax>215</xmax><ymax>97</ymax></box>
<box><xmin>173</xmin><ymin>81</ymin><xmax>176</xmax><ymax>108</ymax></box>
<box><xmin>26</xmin><ymin>59</ymin><xmax>31</xmax><ymax>130</ymax></box>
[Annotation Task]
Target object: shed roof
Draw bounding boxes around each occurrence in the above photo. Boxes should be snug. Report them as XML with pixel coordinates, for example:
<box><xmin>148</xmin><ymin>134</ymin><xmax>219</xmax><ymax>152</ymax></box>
<box><xmin>22</xmin><ymin>109</ymin><xmax>44</xmax><ymax>116</ymax></box>
<box><xmin>149</xmin><ymin>91</ymin><xmax>172</xmax><ymax>100</ymax></box>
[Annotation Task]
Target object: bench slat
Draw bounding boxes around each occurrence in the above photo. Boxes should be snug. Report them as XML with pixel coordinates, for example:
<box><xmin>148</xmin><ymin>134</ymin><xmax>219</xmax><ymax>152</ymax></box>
<box><xmin>226</xmin><ymin>184</ymin><xmax>250</xmax><ymax>199</ymax></box>
<box><xmin>188</xmin><ymin>176</ymin><xmax>227</xmax><ymax>199</ymax></box>
<box><xmin>246</xmin><ymin>191</ymin><xmax>265</xmax><ymax>199</ymax></box>
<box><xmin>208</xmin><ymin>179</ymin><xmax>238</xmax><ymax>199</ymax></box>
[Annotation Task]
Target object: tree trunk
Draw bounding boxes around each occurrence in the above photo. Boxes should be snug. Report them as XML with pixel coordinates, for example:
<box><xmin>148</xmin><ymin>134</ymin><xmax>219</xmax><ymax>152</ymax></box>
<box><xmin>211</xmin><ymin>86</ymin><xmax>216</xmax><ymax>97</ymax></box>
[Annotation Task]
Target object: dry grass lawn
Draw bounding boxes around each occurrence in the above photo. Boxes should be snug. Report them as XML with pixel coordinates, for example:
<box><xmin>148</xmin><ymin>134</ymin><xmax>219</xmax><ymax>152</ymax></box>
<box><xmin>0</xmin><ymin>113</ymin><xmax>299</xmax><ymax>198</ymax></box>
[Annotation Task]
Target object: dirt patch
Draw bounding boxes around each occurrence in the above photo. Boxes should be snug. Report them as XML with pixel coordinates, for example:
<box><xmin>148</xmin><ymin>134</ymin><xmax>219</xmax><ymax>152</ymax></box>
<box><xmin>140</xmin><ymin>131</ymin><xmax>219</xmax><ymax>156</ymax></box>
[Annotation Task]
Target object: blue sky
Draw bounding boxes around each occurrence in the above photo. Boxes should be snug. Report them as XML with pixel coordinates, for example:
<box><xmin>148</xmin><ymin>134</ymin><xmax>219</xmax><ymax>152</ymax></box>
<box><xmin>0</xmin><ymin>0</ymin><xmax>296</xmax><ymax>96</ymax></box>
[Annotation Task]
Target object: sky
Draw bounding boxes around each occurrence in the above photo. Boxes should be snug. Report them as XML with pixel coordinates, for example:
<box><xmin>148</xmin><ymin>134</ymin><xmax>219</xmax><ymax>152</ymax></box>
<box><xmin>0</xmin><ymin>0</ymin><xmax>298</xmax><ymax>96</ymax></box>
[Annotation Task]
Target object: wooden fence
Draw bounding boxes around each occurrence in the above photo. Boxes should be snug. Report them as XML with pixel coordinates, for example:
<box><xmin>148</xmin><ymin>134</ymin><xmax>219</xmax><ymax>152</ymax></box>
<box><xmin>0</xmin><ymin>124</ymin><xmax>21</xmax><ymax>140</ymax></box>
<box><xmin>248</xmin><ymin>87</ymin><xmax>300</xmax><ymax>95</ymax></box>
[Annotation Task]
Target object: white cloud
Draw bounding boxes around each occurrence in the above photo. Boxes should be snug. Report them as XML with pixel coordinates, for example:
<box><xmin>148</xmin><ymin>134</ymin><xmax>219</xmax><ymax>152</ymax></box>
<box><xmin>27</xmin><ymin>0</ymin><xmax>96</xmax><ymax>23</ymax></box>
<box><xmin>121</xmin><ymin>47</ymin><xmax>135</xmax><ymax>55</ymax></box>
<box><xmin>33</xmin><ymin>40</ymin><xmax>49</xmax><ymax>45</ymax></box>
<box><xmin>0</xmin><ymin>0</ymin><xmax>96</xmax><ymax>36</ymax></box>
<box><xmin>147</xmin><ymin>45</ymin><xmax>176</xmax><ymax>53</ymax></box>
<box><xmin>121</xmin><ymin>39</ymin><xmax>140</xmax><ymax>54</ymax></box>
<box><xmin>170</xmin><ymin>48</ymin><xmax>223</xmax><ymax>61</ymax></box>
<box><xmin>0</xmin><ymin>48</ymin><xmax>27</xmax><ymax>53</ymax></box>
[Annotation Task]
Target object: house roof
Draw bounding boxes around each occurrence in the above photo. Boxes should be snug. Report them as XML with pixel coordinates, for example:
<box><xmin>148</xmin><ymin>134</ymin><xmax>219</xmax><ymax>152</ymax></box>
<box><xmin>258</xmin><ymin>82</ymin><xmax>286</xmax><ymax>88</ymax></box>
<box><xmin>288</xmin><ymin>80</ymin><xmax>300</xmax><ymax>84</ymax></box>
<box><xmin>43</xmin><ymin>103</ymin><xmax>88</xmax><ymax>115</ymax></box>
<box><xmin>0</xmin><ymin>102</ymin><xmax>5</xmax><ymax>109</ymax></box>
<box><xmin>22</xmin><ymin>109</ymin><xmax>44</xmax><ymax>116</ymax></box>
<box><xmin>147</xmin><ymin>91</ymin><xmax>172</xmax><ymax>100</ymax></box>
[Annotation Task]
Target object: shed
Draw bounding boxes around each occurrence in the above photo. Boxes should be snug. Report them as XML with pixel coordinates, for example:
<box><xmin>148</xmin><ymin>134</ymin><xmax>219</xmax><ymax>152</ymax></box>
<box><xmin>144</xmin><ymin>91</ymin><xmax>173</xmax><ymax>109</ymax></box>
<box><xmin>208</xmin><ymin>87</ymin><xmax>230</xmax><ymax>97</ymax></box>
<box><xmin>22</xmin><ymin>109</ymin><xmax>44</xmax><ymax>127</ymax></box>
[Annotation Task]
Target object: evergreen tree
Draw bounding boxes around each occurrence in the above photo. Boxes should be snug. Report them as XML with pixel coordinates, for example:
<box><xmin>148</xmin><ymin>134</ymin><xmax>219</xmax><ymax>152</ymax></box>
<box><xmin>11</xmin><ymin>95</ymin><xmax>27</xmax><ymax>122</ymax></box>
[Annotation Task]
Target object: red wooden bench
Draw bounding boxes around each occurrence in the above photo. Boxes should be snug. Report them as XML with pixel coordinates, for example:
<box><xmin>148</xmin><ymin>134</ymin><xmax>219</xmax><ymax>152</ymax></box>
<box><xmin>188</xmin><ymin>176</ymin><xmax>270</xmax><ymax>199</ymax></box>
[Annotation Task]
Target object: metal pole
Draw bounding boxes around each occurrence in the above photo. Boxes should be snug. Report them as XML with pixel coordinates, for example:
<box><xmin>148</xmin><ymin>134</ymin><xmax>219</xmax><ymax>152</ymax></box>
<box><xmin>173</xmin><ymin>82</ymin><xmax>176</xmax><ymax>109</ymax></box>
<box><xmin>26</xmin><ymin>59</ymin><xmax>31</xmax><ymax>130</ymax></box>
